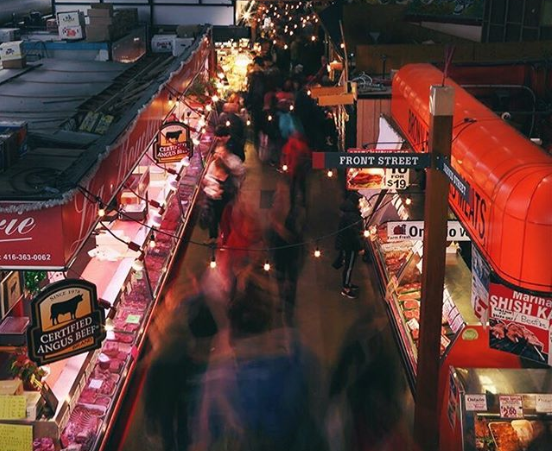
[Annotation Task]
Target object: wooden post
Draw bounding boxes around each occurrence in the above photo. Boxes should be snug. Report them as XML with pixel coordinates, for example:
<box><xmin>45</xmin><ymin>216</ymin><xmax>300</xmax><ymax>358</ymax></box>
<box><xmin>414</xmin><ymin>85</ymin><xmax>455</xmax><ymax>451</ymax></box>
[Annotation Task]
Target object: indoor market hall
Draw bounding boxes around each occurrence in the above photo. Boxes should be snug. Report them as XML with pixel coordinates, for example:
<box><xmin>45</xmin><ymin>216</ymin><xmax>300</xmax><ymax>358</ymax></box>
<box><xmin>108</xmin><ymin>138</ymin><xmax>416</xmax><ymax>451</ymax></box>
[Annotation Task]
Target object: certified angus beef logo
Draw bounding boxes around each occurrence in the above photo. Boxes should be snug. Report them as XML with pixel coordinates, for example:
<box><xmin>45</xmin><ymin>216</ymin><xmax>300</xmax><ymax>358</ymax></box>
<box><xmin>27</xmin><ymin>279</ymin><xmax>106</xmax><ymax>365</ymax></box>
<box><xmin>154</xmin><ymin>121</ymin><xmax>193</xmax><ymax>163</ymax></box>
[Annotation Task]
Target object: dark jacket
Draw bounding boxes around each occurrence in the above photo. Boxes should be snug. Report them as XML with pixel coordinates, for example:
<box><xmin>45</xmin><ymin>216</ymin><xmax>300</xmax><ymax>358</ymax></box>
<box><xmin>335</xmin><ymin>198</ymin><xmax>363</xmax><ymax>252</ymax></box>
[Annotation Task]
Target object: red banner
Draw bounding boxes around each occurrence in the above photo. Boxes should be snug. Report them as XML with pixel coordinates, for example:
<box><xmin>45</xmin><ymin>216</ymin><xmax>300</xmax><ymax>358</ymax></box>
<box><xmin>0</xmin><ymin>36</ymin><xmax>212</xmax><ymax>270</ymax></box>
<box><xmin>489</xmin><ymin>282</ymin><xmax>552</xmax><ymax>366</ymax></box>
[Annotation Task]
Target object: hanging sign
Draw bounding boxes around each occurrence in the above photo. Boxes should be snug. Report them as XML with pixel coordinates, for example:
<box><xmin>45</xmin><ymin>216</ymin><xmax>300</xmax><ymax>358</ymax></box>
<box><xmin>27</xmin><ymin>279</ymin><xmax>106</xmax><ymax>365</ymax></box>
<box><xmin>488</xmin><ymin>282</ymin><xmax>552</xmax><ymax>366</ymax></box>
<box><xmin>313</xmin><ymin>150</ymin><xmax>431</xmax><ymax>170</ymax></box>
<box><xmin>438</xmin><ymin>156</ymin><xmax>472</xmax><ymax>205</ymax></box>
<box><xmin>471</xmin><ymin>245</ymin><xmax>491</xmax><ymax>327</ymax></box>
<box><xmin>386</xmin><ymin>220</ymin><xmax>470</xmax><ymax>241</ymax></box>
<box><xmin>154</xmin><ymin>121</ymin><xmax>193</xmax><ymax>163</ymax></box>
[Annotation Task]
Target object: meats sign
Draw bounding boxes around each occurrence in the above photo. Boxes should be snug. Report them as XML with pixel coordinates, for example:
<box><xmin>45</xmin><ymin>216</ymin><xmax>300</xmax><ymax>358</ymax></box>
<box><xmin>488</xmin><ymin>282</ymin><xmax>552</xmax><ymax>366</ymax></box>
<box><xmin>27</xmin><ymin>279</ymin><xmax>106</xmax><ymax>365</ymax></box>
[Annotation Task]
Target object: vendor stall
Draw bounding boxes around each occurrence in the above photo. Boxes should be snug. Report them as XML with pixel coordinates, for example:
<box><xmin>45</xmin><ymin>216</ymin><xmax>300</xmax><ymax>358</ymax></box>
<box><xmin>354</xmin><ymin>64</ymin><xmax>552</xmax><ymax>449</ymax></box>
<box><xmin>0</xmin><ymin>31</ymin><xmax>216</xmax><ymax>451</ymax></box>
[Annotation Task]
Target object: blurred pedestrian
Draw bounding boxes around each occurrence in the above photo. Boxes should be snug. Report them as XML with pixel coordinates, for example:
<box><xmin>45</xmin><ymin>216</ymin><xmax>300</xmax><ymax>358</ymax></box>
<box><xmin>280</xmin><ymin>116</ymin><xmax>311</xmax><ymax>206</ymax></box>
<box><xmin>246</xmin><ymin>56</ymin><xmax>266</xmax><ymax>147</ymax></box>
<box><xmin>268</xmin><ymin>181</ymin><xmax>306</xmax><ymax>324</ymax></box>
<box><xmin>333</xmin><ymin>192</ymin><xmax>364</xmax><ymax>299</ymax></box>
<box><xmin>217</xmin><ymin>111</ymin><xmax>246</xmax><ymax>161</ymax></box>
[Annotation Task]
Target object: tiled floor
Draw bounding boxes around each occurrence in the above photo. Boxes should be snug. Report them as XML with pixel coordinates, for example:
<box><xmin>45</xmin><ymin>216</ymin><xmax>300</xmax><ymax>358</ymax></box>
<box><xmin>115</xmin><ymin>142</ymin><xmax>415</xmax><ymax>451</ymax></box>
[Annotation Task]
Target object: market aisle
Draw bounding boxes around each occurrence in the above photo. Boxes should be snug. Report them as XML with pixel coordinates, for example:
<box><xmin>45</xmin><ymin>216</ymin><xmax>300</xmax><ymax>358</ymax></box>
<box><xmin>114</xmin><ymin>142</ymin><xmax>415</xmax><ymax>451</ymax></box>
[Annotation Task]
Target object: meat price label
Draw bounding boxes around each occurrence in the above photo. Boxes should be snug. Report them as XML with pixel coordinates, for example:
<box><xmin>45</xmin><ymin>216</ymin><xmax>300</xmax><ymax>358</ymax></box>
<box><xmin>499</xmin><ymin>395</ymin><xmax>523</xmax><ymax>419</ymax></box>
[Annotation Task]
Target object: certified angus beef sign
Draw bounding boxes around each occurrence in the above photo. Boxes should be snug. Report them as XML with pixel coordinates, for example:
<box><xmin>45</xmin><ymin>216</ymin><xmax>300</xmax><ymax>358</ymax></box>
<box><xmin>27</xmin><ymin>279</ymin><xmax>106</xmax><ymax>365</ymax></box>
<box><xmin>154</xmin><ymin>121</ymin><xmax>193</xmax><ymax>163</ymax></box>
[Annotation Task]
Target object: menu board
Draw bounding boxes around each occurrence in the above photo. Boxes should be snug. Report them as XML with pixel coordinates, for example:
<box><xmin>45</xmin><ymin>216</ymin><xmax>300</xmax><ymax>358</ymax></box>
<box><xmin>0</xmin><ymin>423</ymin><xmax>33</xmax><ymax>451</ymax></box>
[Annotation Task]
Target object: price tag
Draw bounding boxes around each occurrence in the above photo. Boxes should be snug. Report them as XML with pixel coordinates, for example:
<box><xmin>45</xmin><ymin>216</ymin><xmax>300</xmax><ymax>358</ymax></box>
<box><xmin>89</xmin><ymin>379</ymin><xmax>103</xmax><ymax>390</ymax></box>
<box><xmin>384</xmin><ymin>168</ymin><xmax>409</xmax><ymax>190</ymax></box>
<box><xmin>465</xmin><ymin>394</ymin><xmax>487</xmax><ymax>412</ymax></box>
<box><xmin>0</xmin><ymin>395</ymin><xmax>26</xmax><ymax>419</ymax></box>
<box><xmin>0</xmin><ymin>424</ymin><xmax>33</xmax><ymax>451</ymax></box>
<box><xmin>499</xmin><ymin>395</ymin><xmax>523</xmax><ymax>418</ymax></box>
<box><xmin>126</xmin><ymin>314</ymin><xmax>141</xmax><ymax>325</ymax></box>
<box><xmin>536</xmin><ymin>394</ymin><xmax>552</xmax><ymax>413</ymax></box>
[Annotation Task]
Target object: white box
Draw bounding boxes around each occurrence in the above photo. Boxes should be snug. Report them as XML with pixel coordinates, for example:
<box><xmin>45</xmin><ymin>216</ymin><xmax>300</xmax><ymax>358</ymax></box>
<box><xmin>151</xmin><ymin>34</ymin><xmax>176</xmax><ymax>53</ymax></box>
<box><xmin>0</xmin><ymin>41</ymin><xmax>23</xmax><ymax>61</ymax></box>
<box><xmin>24</xmin><ymin>392</ymin><xmax>42</xmax><ymax>420</ymax></box>
<box><xmin>0</xmin><ymin>29</ymin><xmax>20</xmax><ymax>43</ymax></box>
<box><xmin>95</xmin><ymin>229</ymin><xmax>129</xmax><ymax>255</ymax></box>
<box><xmin>173</xmin><ymin>37</ymin><xmax>193</xmax><ymax>57</ymax></box>
<box><xmin>59</xmin><ymin>25</ymin><xmax>84</xmax><ymax>40</ymax></box>
<box><xmin>57</xmin><ymin>11</ymin><xmax>84</xmax><ymax>27</ymax></box>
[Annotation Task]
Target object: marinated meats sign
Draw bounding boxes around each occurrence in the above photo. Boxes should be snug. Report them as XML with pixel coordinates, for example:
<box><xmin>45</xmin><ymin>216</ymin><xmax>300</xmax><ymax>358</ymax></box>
<box><xmin>27</xmin><ymin>279</ymin><xmax>106</xmax><ymax>365</ymax></box>
<box><xmin>488</xmin><ymin>282</ymin><xmax>552</xmax><ymax>366</ymax></box>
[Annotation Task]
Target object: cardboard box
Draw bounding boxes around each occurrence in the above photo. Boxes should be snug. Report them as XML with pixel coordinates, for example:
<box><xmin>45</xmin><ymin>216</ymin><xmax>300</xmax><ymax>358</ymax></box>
<box><xmin>56</xmin><ymin>11</ymin><xmax>84</xmax><ymax>27</ymax></box>
<box><xmin>89</xmin><ymin>4</ymin><xmax>114</xmax><ymax>18</ymax></box>
<box><xmin>89</xmin><ymin>16</ymin><xmax>113</xmax><ymax>26</ymax></box>
<box><xmin>0</xmin><ymin>380</ymin><xmax>23</xmax><ymax>396</ymax></box>
<box><xmin>0</xmin><ymin>121</ymin><xmax>28</xmax><ymax>155</ymax></box>
<box><xmin>1</xmin><ymin>56</ymin><xmax>26</xmax><ymax>69</ymax></box>
<box><xmin>59</xmin><ymin>25</ymin><xmax>84</xmax><ymax>40</ymax></box>
<box><xmin>0</xmin><ymin>133</ymin><xmax>19</xmax><ymax>169</ymax></box>
<box><xmin>23</xmin><ymin>391</ymin><xmax>43</xmax><ymax>420</ymax></box>
<box><xmin>152</xmin><ymin>34</ymin><xmax>176</xmax><ymax>53</ymax></box>
<box><xmin>86</xmin><ymin>25</ymin><xmax>113</xmax><ymax>42</ymax></box>
<box><xmin>0</xmin><ymin>28</ymin><xmax>20</xmax><ymax>43</ymax></box>
<box><xmin>0</xmin><ymin>41</ymin><xmax>23</xmax><ymax>61</ymax></box>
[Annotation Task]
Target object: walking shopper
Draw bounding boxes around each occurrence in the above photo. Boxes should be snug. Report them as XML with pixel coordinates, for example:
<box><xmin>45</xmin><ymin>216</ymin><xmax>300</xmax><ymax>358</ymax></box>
<box><xmin>333</xmin><ymin>192</ymin><xmax>364</xmax><ymax>299</ymax></box>
<box><xmin>202</xmin><ymin>158</ymin><xmax>235</xmax><ymax>243</ymax></box>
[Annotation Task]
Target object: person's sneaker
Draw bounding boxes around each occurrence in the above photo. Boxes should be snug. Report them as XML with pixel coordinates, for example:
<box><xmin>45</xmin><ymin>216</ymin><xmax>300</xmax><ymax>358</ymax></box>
<box><xmin>341</xmin><ymin>288</ymin><xmax>358</xmax><ymax>299</ymax></box>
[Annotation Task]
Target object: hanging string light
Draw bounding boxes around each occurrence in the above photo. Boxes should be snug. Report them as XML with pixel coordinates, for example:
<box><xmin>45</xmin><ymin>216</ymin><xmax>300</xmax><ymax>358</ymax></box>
<box><xmin>97</xmin><ymin>202</ymin><xmax>106</xmax><ymax>218</ymax></box>
<box><xmin>314</xmin><ymin>245</ymin><xmax>321</xmax><ymax>258</ymax></box>
<box><xmin>168</xmin><ymin>94</ymin><xmax>174</xmax><ymax>107</ymax></box>
<box><xmin>148</xmin><ymin>232</ymin><xmax>156</xmax><ymax>249</ymax></box>
<box><xmin>263</xmin><ymin>259</ymin><xmax>271</xmax><ymax>272</ymax></box>
<box><xmin>364</xmin><ymin>229</ymin><xmax>371</xmax><ymax>238</ymax></box>
<box><xmin>209</xmin><ymin>247</ymin><xmax>217</xmax><ymax>269</ymax></box>
<box><xmin>282</xmin><ymin>164</ymin><xmax>288</xmax><ymax>172</ymax></box>
<box><xmin>327</xmin><ymin>169</ymin><xmax>334</xmax><ymax>178</ymax></box>
<box><xmin>405</xmin><ymin>196</ymin><xmax>412</xmax><ymax>205</ymax></box>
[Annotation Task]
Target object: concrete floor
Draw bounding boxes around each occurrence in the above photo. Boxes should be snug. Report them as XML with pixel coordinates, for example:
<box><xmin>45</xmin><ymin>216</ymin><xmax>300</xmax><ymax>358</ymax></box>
<box><xmin>115</xmin><ymin>142</ymin><xmax>415</xmax><ymax>451</ymax></box>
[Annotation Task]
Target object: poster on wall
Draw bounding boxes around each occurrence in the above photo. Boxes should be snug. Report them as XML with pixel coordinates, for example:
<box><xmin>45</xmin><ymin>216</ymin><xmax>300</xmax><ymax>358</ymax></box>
<box><xmin>471</xmin><ymin>244</ymin><xmax>490</xmax><ymax>326</ymax></box>
<box><xmin>488</xmin><ymin>282</ymin><xmax>552</xmax><ymax>366</ymax></box>
<box><xmin>154</xmin><ymin>121</ymin><xmax>193</xmax><ymax>164</ymax></box>
<box><xmin>27</xmin><ymin>279</ymin><xmax>106</xmax><ymax>365</ymax></box>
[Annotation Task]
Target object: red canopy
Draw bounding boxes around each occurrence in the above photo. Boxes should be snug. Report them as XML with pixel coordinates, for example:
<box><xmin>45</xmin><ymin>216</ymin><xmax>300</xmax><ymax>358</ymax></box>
<box><xmin>392</xmin><ymin>64</ymin><xmax>552</xmax><ymax>294</ymax></box>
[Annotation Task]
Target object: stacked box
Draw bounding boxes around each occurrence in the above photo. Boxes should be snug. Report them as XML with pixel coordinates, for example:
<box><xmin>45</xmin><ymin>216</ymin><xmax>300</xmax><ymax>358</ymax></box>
<box><xmin>57</xmin><ymin>11</ymin><xmax>85</xmax><ymax>40</ymax></box>
<box><xmin>0</xmin><ymin>28</ymin><xmax>20</xmax><ymax>43</ymax></box>
<box><xmin>0</xmin><ymin>40</ymin><xmax>25</xmax><ymax>69</ymax></box>
<box><xmin>0</xmin><ymin>121</ymin><xmax>28</xmax><ymax>156</ymax></box>
<box><xmin>0</xmin><ymin>134</ymin><xmax>19</xmax><ymax>172</ymax></box>
<box><xmin>87</xmin><ymin>4</ymin><xmax>114</xmax><ymax>42</ymax></box>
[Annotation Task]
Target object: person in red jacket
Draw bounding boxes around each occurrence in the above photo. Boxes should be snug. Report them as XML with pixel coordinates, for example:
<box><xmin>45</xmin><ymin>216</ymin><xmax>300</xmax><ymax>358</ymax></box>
<box><xmin>281</xmin><ymin>128</ymin><xmax>312</xmax><ymax>206</ymax></box>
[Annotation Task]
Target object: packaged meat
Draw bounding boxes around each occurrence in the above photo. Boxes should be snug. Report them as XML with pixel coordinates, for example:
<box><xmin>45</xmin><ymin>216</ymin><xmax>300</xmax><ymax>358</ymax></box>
<box><xmin>103</xmin><ymin>341</ymin><xmax>119</xmax><ymax>357</ymax></box>
<box><xmin>398</xmin><ymin>292</ymin><xmax>421</xmax><ymax>302</ymax></box>
<box><xmin>33</xmin><ymin>437</ymin><xmax>55</xmax><ymax>451</ymax></box>
<box><xmin>511</xmin><ymin>420</ymin><xmax>533</xmax><ymax>448</ymax></box>
<box><xmin>402</xmin><ymin>300</ymin><xmax>420</xmax><ymax>310</ymax></box>
<box><xmin>404</xmin><ymin>309</ymin><xmax>420</xmax><ymax>321</ymax></box>
<box><xmin>489</xmin><ymin>422</ymin><xmax>522</xmax><ymax>451</ymax></box>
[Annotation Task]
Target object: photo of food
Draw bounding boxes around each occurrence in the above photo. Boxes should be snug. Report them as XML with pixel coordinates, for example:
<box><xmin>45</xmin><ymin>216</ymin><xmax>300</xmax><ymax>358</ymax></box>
<box><xmin>489</xmin><ymin>319</ymin><xmax>548</xmax><ymax>364</ymax></box>
<box><xmin>347</xmin><ymin>168</ymin><xmax>385</xmax><ymax>190</ymax></box>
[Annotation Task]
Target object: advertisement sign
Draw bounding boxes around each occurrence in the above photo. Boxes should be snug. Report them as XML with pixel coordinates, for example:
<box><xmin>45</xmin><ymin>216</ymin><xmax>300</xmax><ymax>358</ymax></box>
<box><xmin>27</xmin><ymin>279</ymin><xmax>106</xmax><ymax>365</ymax></box>
<box><xmin>471</xmin><ymin>245</ymin><xmax>490</xmax><ymax>326</ymax></box>
<box><xmin>386</xmin><ymin>220</ymin><xmax>469</xmax><ymax>241</ymax></box>
<box><xmin>488</xmin><ymin>282</ymin><xmax>552</xmax><ymax>366</ymax></box>
<box><xmin>154</xmin><ymin>121</ymin><xmax>192</xmax><ymax>163</ymax></box>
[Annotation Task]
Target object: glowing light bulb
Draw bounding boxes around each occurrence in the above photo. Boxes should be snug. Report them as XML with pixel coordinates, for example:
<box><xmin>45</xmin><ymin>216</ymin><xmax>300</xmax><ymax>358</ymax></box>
<box><xmin>311</xmin><ymin>36</ymin><xmax>316</xmax><ymax>42</ymax></box>
<box><xmin>105</xmin><ymin>318</ymin><xmax>114</xmax><ymax>332</ymax></box>
<box><xmin>206</xmin><ymin>104</ymin><xmax>212</xmax><ymax>112</ymax></box>
<box><xmin>212</xmin><ymin>95</ymin><xmax>219</xmax><ymax>102</ymax></box>
<box><xmin>168</xmin><ymin>95</ymin><xmax>174</xmax><ymax>106</ymax></box>
<box><xmin>267</xmin><ymin>115</ymin><xmax>272</xmax><ymax>121</ymax></box>
<box><xmin>327</xmin><ymin>170</ymin><xmax>334</xmax><ymax>178</ymax></box>
<box><xmin>340</xmin><ymin>43</ymin><xmax>345</xmax><ymax>49</ymax></box>
<box><xmin>210</xmin><ymin>257</ymin><xmax>217</xmax><ymax>269</ymax></box>
<box><xmin>132</xmin><ymin>259</ymin><xmax>144</xmax><ymax>271</ymax></box>
<box><xmin>307</xmin><ymin>89</ymin><xmax>311</xmax><ymax>96</ymax></box>
<box><xmin>225</xmin><ymin>120</ymin><xmax>231</xmax><ymax>126</ymax></box>
<box><xmin>364</xmin><ymin>229</ymin><xmax>370</xmax><ymax>238</ymax></box>
<box><xmin>284</xmin><ymin>44</ymin><xmax>288</xmax><ymax>50</ymax></box>
<box><xmin>282</xmin><ymin>164</ymin><xmax>288</xmax><ymax>172</ymax></box>
<box><xmin>218</xmin><ymin>72</ymin><xmax>224</xmax><ymax>79</ymax></box>
<box><xmin>263</xmin><ymin>260</ymin><xmax>271</xmax><ymax>271</ymax></box>
<box><xmin>246</xmin><ymin>119</ymin><xmax>251</xmax><ymax>126</ymax></box>
<box><xmin>193</xmin><ymin>138</ymin><xmax>200</xmax><ymax>146</ymax></box>
<box><xmin>289</xmin><ymin>31</ymin><xmax>294</xmax><ymax>36</ymax></box>
<box><xmin>405</xmin><ymin>197</ymin><xmax>412</xmax><ymax>205</ymax></box>
<box><xmin>289</xmin><ymin>104</ymin><xmax>294</xmax><ymax>111</ymax></box>
<box><xmin>314</xmin><ymin>248</ymin><xmax>321</xmax><ymax>258</ymax></box>
<box><xmin>149</xmin><ymin>233</ymin><xmax>156</xmax><ymax>249</ymax></box>
<box><xmin>98</xmin><ymin>207</ymin><xmax>106</xmax><ymax>218</ymax></box>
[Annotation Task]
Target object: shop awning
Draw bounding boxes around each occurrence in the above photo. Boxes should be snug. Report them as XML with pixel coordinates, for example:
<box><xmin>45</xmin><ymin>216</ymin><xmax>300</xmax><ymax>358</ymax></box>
<box><xmin>391</xmin><ymin>64</ymin><xmax>552</xmax><ymax>294</ymax></box>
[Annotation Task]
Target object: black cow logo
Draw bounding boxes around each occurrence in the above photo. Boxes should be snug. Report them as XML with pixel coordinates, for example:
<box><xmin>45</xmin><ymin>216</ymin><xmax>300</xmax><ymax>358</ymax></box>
<box><xmin>50</xmin><ymin>294</ymin><xmax>84</xmax><ymax>325</ymax></box>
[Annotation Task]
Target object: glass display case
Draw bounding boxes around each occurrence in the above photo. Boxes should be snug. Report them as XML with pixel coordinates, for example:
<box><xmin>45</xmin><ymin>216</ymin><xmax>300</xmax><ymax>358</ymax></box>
<box><xmin>443</xmin><ymin>367</ymin><xmax>552</xmax><ymax>451</ymax></box>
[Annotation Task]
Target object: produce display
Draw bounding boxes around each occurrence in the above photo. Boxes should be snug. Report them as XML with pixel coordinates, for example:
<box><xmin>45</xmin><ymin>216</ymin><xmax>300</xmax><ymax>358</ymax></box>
<box><xmin>474</xmin><ymin>417</ymin><xmax>551</xmax><ymax>451</ymax></box>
